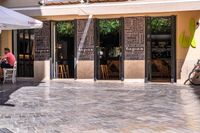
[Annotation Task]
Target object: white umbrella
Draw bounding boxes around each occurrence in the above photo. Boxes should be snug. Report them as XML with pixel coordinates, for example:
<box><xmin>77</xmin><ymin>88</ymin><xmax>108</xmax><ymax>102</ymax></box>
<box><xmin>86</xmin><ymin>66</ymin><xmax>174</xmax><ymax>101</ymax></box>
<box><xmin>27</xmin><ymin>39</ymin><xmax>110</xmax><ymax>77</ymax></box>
<box><xmin>0</xmin><ymin>6</ymin><xmax>43</xmax><ymax>31</ymax></box>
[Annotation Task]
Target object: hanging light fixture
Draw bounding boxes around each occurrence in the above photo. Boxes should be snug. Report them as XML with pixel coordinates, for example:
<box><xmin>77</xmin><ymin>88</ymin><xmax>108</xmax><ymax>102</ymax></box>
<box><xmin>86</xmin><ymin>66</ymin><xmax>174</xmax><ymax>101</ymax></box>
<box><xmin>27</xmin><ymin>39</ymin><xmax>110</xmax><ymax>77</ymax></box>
<box><xmin>38</xmin><ymin>0</ymin><xmax>46</xmax><ymax>6</ymax></box>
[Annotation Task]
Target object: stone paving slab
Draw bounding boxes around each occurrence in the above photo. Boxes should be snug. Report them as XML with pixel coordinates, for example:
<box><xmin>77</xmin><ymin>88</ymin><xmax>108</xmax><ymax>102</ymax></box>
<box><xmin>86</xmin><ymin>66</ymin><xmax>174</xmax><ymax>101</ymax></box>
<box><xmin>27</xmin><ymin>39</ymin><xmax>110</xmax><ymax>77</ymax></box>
<box><xmin>0</xmin><ymin>81</ymin><xmax>200</xmax><ymax>133</ymax></box>
<box><xmin>0</xmin><ymin>128</ymin><xmax>13</xmax><ymax>133</ymax></box>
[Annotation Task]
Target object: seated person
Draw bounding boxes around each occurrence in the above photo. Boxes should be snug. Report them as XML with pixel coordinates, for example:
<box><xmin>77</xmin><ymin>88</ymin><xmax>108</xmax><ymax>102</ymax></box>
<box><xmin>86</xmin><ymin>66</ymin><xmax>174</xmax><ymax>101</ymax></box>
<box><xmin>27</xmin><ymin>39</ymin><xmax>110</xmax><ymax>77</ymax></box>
<box><xmin>0</xmin><ymin>48</ymin><xmax>16</xmax><ymax>77</ymax></box>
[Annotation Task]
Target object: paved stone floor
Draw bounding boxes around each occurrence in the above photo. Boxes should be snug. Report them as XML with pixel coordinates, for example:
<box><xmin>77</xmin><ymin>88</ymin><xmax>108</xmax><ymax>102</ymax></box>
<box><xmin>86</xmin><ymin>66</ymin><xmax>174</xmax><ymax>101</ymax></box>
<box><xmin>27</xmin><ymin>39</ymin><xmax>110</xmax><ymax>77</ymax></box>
<box><xmin>0</xmin><ymin>81</ymin><xmax>200</xmax><ymax>133</ymax></box>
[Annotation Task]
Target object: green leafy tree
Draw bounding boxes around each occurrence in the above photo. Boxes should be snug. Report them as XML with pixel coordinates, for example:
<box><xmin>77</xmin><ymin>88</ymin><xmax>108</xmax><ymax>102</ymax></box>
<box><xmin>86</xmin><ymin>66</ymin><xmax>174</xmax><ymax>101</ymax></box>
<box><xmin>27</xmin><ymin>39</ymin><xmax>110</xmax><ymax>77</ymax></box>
<box><xmin>56</xmin><ymin>22</ymin><xmax>74</xmax><ymax>38</ymax></box>
<box><xmin>99</xmin><ymin>19</ymin><xmax>120</xmax><ymax>35</ymax></box>
<box><xmin>151</xmin><ymin>18</ymin><xmax>171</xmax><ymax>34</ymax></box>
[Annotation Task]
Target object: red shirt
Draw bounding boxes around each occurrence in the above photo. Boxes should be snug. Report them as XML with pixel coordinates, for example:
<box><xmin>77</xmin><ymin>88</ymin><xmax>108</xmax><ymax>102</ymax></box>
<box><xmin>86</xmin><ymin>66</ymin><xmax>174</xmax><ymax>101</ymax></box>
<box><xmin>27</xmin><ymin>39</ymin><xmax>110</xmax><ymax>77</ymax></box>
<box><xmin>4</xmin><ymin>52</ymin><xmax>16</xmax><ymax>66</ymax></box>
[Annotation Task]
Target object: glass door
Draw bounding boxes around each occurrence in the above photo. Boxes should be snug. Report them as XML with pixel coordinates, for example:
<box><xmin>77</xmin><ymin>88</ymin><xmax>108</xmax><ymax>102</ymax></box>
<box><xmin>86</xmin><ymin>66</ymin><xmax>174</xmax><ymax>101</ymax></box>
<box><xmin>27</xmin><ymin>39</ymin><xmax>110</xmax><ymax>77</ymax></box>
<box><xmin>95</xmin><ymin>18</ymin><xmax>123</xmax><ymax>80</ymax></box>
<box><xmin>17</xmin><ymin>30</ymin><xmax>34</xmax><ymax>77</ymax></box>
<box><xmin>145</xmin><ymin>16</ymin><xmax>176</xmax><ymax>82</ymax></box>
<box><xmin>54</xmin><ymin>21</ymin><xmax>75</xmax><ymax>79</ymax></box>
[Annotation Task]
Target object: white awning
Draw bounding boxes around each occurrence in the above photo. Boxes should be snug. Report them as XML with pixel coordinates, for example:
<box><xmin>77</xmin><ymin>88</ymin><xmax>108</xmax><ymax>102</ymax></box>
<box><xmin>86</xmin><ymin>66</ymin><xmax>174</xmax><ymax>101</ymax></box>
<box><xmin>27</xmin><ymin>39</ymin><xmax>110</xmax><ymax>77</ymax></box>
<box><xmin>0</xmin><ymin>6</ymin><xmax>43</xmax><ymax>30</ymax></box>
<box><xmin>12</xmin><ymin>0</ymin><xmax>200</xmax><ymax>17</ymax></box>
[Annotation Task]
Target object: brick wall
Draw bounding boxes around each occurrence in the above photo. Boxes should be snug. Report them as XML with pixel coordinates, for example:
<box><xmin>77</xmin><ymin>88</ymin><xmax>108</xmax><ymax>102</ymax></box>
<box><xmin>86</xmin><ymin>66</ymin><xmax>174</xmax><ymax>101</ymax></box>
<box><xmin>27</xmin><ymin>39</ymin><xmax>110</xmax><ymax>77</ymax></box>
<box><xmin>124</xmin><ymin>17</ymin><xmax>145</xmax><ymax>60</ymax></box>
<box><xmin>34</xmin><ymin>21</ymin><xmax>51</xmax><ymax>61</ymax></box>
<box><xmin>77</xmin><ymin>19</ymin><xmax>94</xmax><ymax>60</ymax></box>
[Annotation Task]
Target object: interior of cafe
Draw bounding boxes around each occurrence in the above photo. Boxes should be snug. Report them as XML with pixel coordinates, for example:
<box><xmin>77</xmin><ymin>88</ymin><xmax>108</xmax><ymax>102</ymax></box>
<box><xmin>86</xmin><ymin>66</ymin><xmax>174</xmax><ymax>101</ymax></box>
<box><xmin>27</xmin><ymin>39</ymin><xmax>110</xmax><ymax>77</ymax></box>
<box><xmin>96</xmin><ymin>19</ymin><xmax>122</xmax><ymax>80</ymax></box>
<box><xmin>55</xmin><ymin>21</ymin><xmax>75</xmax><ymax>79</ymax></box>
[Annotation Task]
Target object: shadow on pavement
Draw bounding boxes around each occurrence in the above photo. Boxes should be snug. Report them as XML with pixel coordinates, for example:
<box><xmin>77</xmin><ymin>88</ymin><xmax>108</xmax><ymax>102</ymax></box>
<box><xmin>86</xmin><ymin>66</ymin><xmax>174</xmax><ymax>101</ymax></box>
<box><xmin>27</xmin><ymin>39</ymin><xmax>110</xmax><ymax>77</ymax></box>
<box><xmin>190</xmin><ymin>85</ymin><xmax>200</xmax><ymax>100</ymax></box>
<box><xmin>0</xmin><ymin>80</ymin><xmax>40</xmax><ymax>107</ymax></box>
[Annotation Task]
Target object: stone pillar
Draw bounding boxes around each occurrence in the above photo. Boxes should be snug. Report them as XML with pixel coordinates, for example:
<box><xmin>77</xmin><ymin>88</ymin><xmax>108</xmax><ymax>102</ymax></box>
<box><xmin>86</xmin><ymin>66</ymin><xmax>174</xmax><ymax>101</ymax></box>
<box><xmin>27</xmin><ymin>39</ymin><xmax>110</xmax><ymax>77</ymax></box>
<box><xmin>34</xmin><ymin>21</ymin><xmax>51</xmax><ymax>81</ymax></box>
<box><xmin>124</xmin><ymin>17</ymin><xmax>145</xmax><ymax>80</ymax></box>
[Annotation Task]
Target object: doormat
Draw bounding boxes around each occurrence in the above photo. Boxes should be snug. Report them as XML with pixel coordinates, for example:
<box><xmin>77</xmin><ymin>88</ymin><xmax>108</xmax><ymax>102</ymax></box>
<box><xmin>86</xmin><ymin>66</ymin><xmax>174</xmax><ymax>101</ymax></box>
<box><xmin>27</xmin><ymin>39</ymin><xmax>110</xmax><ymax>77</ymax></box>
<box><xmin>0</xmin><ymin>128</ymin><xmax>13</xmax><ymax>133</ymax></box>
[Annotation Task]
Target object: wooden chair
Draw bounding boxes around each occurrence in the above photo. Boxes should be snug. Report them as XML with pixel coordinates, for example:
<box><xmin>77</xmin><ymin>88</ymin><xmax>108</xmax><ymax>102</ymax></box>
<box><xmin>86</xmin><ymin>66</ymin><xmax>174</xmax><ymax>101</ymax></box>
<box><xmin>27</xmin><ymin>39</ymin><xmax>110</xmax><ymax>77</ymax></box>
<box><xmin>58</xmin><ymin>64</ymin><xmax>70</xmax><ymax>78</ymax></box>
<box><xmin>100</xmin><ymin>65</ymin><xmax>109</xmax><ymax>79</ymax></box>
<box><xmin>63</xmin><ymin>65</ymin><xmax>70</xmax><ymax>78</ymax></box>
<box><xmin>58</xmin><ymin>65</ymin><xmax>64</xmax><ymax>78</ymax></box>
<box><xmin>3</xmin><ymin>61</ymin><xmax>17</xmax><ymax>84</ymax></box>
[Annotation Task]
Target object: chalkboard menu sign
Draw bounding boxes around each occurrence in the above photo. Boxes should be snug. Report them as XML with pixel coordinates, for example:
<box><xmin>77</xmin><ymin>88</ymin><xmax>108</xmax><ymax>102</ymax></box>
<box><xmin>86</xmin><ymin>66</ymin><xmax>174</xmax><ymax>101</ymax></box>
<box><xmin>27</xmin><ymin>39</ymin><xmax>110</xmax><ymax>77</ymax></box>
<box><xmin>77</xmin><ymin>19</ymin><xmax>94</xmax><ymax>60</ymax></box>
<box><xmin>34</xmin><ymin>21</ymin><xmax>51</xmax><ymax>61</ymax></box>
<box><xmin>124</xmin><ymin>17</ymin><xmax>145</xmax><ymax>60</ymax></box>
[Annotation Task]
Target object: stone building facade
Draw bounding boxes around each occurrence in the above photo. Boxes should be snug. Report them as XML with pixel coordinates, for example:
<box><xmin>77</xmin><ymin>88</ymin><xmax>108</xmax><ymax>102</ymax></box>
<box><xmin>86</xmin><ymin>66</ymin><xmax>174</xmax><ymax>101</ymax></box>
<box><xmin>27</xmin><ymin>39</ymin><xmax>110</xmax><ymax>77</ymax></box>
<box><xmin>0</xmin><ymin>0</ymin><xmax>200</xmax><ymax>83</ymax></box>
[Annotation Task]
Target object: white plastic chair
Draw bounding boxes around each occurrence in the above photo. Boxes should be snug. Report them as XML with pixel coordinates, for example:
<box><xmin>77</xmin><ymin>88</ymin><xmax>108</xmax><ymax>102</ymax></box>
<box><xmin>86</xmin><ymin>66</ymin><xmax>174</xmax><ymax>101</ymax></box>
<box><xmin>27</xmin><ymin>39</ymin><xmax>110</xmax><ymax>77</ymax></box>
<box><xmin>3</xmin><ymin>61</ymin><xmax>17</xmax><ymax>84</ymax></box>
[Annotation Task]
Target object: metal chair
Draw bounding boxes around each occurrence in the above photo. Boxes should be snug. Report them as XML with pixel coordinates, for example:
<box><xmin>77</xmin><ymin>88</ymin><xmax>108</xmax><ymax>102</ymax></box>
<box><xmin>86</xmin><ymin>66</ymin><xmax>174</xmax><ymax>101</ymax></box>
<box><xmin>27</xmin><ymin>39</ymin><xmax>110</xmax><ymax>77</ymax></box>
<box><xmin>3</xmin><ymin>61</ymin><xmax>17</xmax><ymax>84</ymax></box>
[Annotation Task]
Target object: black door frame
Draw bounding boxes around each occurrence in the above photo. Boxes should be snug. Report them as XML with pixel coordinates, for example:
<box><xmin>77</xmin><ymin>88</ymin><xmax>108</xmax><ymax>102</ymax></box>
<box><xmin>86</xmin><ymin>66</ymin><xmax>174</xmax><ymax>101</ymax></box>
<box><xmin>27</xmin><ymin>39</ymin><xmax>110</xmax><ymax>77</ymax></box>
<box><xmin>94</xmin><ymin>18</ymin><xmax>99</xmax><ymax>81</ymax></box>
<box><xmin>94</xmin><ymin>18</ymin><xmax>124</xmax><ymax>81</ymax></box>
<box><xmin>15</xmin><ymin>29</ymin><xmax>34</xmax><ymax>77</ymax></box>
<box><xmin>145</xmin><ymin>16</ymin><xmax>176</xmax><ymax>83</ymax></box>
<box><xmin>50</xmin><ymin>20</ymin><xmax>77</xmax><ymax>79</ymax></box>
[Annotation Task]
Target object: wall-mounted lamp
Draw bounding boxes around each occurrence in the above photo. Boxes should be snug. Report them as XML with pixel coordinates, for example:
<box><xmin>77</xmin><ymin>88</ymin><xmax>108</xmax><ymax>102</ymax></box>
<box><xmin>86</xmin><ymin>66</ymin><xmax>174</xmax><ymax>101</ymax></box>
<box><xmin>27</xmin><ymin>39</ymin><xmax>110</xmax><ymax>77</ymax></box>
<box><xmin>80</xmin><ymin>0</ymin><xmax>89</xmax><ymax>4</ymax></box>
<box><xmin>38</xmin><ymin>0</ymin><xmax>45</xmax><ymax>6</ymax></box>
<box><xmin>80</xmin><ymin>0</ymin><xmax>84</xmax><ymax>4</ymax></box>
<box><xmin>196</xmin><ymin>22</ymin><xmax>200</xmax><ymax>28</ymax></box>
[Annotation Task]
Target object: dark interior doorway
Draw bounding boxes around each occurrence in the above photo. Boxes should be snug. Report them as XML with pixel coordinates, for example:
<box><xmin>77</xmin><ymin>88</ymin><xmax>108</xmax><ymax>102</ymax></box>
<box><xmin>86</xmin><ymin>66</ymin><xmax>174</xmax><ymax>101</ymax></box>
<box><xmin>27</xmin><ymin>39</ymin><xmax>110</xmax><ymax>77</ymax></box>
<box><xmin>95</xmin><ymin>19</ymin><xmax>123</xmax><ymax>80</ymax></box>
<box><xmin>55</xmin><ymin>21</ymin><xmax>75</xmax><ymax>79</ymax></box>
<box><xmin>146</xmin><ymin>16</ymin><xmax>176</xmax><ymax>82</ymax></box>
<box><xmin>16</xmin><ymin>30</ymin><xmax>34</xmax><ymax>77</ymax></box>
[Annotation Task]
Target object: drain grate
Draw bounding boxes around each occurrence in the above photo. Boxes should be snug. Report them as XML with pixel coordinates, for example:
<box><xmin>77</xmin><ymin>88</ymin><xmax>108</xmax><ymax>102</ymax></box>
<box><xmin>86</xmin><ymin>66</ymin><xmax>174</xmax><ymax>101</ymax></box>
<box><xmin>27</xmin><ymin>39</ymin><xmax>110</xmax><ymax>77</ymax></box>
<box><xmin>0</xmin><ymin>128</ymin><xmax>13</xmax><ymax>133</ymax></box>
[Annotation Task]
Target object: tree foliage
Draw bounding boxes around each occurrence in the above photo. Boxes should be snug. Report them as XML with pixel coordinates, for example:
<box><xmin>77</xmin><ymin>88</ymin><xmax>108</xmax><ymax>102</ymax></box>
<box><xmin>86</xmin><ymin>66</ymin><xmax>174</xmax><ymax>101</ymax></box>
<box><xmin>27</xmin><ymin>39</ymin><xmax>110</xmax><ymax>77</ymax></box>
<box><xmin>56</xmin><ymin>22</ymin><xmax>74</xmax><ymax>38</ymax></box>
<box><xmin>56</xmin><ymin>20</ymin><xmax>120</xmax><ymax>37</ymax></box>
<box><xmin>99</xmin><ymin>19</ymin><xmax>120</xmax><ymax>35</ymax></box>
<box><xmin>151</xmin><ymin>18</ymin><xmax>171</xmax><ymax>34</ymax></box>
